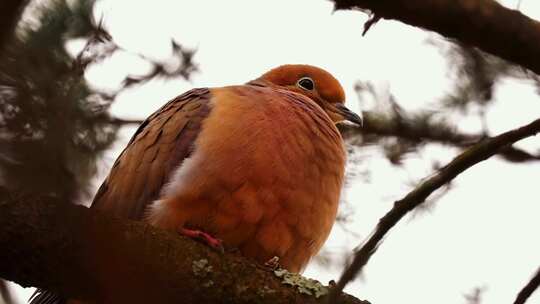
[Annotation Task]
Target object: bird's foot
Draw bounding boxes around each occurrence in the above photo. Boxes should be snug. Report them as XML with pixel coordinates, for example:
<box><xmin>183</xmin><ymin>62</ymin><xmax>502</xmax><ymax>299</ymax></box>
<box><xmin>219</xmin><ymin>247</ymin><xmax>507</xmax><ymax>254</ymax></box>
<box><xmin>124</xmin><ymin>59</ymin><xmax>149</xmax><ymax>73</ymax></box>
<box><xmin>178</xmin><ymin>227</ymin><xmax>224</xmax><ymax>253</ymax></box>
<box><xmin>264</xmin><ymin>256</ymin><xmax>281</xmax><ymax>270</ymax></box>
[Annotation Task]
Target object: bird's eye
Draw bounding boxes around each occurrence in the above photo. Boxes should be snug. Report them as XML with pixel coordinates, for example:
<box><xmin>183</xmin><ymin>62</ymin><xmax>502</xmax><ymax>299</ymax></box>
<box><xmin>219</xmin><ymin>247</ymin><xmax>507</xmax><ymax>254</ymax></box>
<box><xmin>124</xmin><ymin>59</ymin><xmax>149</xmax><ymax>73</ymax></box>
<box><xmin>297</xmin><ymin>77</ymin><xmax>315</xmax><ymax>91</ymax></box>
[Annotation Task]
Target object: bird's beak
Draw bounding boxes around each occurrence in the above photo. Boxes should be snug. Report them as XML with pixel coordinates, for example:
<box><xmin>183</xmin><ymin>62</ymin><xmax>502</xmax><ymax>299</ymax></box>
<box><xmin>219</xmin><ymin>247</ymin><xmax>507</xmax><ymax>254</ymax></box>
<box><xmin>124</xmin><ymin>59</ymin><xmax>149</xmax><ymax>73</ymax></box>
<box><xmin>334</xmin><ymin>103</ymin><xmax>363</xmax><ymax>126</ymax></box>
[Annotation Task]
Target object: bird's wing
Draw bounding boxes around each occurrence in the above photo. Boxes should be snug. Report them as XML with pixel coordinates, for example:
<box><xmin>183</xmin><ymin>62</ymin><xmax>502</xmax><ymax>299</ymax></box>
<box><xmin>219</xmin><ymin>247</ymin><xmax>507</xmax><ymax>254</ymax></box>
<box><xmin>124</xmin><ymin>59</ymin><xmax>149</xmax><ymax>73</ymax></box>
<box><xmin>91</xmin><ymin>88</ymin><xmax>211</xmax><ymax>220</ymax></box>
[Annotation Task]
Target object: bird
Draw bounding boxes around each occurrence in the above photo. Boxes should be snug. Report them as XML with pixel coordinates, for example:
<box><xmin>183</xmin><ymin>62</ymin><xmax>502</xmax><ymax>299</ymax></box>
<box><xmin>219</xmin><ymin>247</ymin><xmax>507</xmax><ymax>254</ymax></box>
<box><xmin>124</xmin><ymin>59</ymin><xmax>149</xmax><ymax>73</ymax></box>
<box><xmin>30</xmin><ymin>64</ymin><xmax>362</xmax><ymax>304</ymax></box>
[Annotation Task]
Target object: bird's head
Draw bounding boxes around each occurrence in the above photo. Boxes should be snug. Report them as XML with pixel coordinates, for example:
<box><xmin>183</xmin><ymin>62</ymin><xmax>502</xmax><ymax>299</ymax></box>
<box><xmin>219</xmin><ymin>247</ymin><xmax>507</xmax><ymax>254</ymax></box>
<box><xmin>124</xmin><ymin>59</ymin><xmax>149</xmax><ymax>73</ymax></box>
<box><xmin>253</xmin><ymin>64</ymin><xmax>362</xmax><ymax>126</ymax></box>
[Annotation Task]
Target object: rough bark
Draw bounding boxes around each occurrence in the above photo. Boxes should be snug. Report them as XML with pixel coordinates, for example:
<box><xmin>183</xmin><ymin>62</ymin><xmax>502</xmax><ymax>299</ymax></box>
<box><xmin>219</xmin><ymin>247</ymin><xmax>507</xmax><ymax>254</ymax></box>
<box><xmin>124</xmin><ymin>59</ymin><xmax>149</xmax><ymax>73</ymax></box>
<box><xmin>0</xmin><ymin>190</ymin><xmax>369</xmax><ymax>304</ymax></box>
<box><xmin>332</xmin><ymin>0</ymin><xmax>540</xmax><ymax>75</ymax></box>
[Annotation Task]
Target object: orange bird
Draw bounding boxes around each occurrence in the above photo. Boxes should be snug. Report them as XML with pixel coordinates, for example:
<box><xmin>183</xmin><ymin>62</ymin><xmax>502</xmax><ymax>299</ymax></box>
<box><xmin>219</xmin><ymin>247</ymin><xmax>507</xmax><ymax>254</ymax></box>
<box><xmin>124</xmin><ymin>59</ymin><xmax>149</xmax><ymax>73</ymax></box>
<box><xmin>95</xmin><ymin>64</ymin><xmax>362</xmax><ymax>271</ymax></box>
<box><xmin>31</xmin><ymin>64</ymin><xmax>362</xmax><ymax>304</ymax></box>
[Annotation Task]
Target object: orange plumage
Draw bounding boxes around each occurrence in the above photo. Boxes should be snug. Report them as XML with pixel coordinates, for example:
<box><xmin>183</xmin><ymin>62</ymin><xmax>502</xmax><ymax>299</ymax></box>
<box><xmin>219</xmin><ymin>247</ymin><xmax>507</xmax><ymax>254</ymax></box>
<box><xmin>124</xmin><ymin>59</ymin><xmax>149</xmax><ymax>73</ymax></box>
<box><xmin>93</xmin><ymin>64</ymin><xmax>362</xmax><ymax>273</ymax></box>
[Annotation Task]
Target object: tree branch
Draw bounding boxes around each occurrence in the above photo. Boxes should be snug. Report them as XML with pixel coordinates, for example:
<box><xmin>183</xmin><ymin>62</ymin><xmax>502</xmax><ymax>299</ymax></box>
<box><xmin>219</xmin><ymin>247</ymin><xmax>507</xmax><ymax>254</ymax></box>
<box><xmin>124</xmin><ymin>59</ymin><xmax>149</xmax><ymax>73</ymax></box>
<box><xmin>332</xmin><ymin>0</ymin><xmax>540</xmax><ymax>75</ymax></box>
<box><xmin>0</xmin><ymin>190</ymin><xmax>369</xmax><ymax>304</ymax></box>
<box><xmin>339</xmin><ymin>112</ymin><xmax>540</xmax><ymax>163</ymax></box>
<box><xmin>514</xmin><ymin>266</ymin><xmax>540</xmax><ymax>304</ymax></box>
<box><xmin>329</xmin><ymin>117</ymin><xmax>540</xmax><ymax>302</ymax></box>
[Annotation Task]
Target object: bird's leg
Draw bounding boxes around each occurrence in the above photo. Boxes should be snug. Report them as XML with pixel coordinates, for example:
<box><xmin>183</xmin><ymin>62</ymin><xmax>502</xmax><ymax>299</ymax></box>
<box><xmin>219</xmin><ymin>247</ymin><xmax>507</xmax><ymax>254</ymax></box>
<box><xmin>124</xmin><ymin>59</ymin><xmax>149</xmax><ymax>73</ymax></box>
<box><xmin>178</xmin><ymin>227</ymin><xmax>224</xmax><ymax>252</ymax></box>
<box><xmin>264</xmin><ymin>256</ymin><xmax>281</xmax><ymax>270</ymax></box>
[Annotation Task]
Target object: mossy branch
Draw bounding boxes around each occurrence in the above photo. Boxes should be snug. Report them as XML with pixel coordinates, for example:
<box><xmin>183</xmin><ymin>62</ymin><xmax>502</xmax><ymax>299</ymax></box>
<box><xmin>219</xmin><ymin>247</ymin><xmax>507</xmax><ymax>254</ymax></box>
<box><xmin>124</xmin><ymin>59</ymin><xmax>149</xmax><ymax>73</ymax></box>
<box><xmin>0</xmin><ymin>190</ymin><xmax>369</xmax><ymax>304</ymax></box>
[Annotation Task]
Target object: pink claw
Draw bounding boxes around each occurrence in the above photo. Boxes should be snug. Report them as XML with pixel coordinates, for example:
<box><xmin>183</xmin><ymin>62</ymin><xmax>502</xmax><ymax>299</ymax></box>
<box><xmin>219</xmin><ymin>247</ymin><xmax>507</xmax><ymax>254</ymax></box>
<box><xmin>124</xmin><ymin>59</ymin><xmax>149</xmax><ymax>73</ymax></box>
<box><xmin>264</xmin><ymin>256</ymin><xmax>281</xmax><ymax>270</ymax></box>
<box><xmin>179</xmin><ymin>227</ymin><xmax>224</xmax><ymax>252</ymax></box>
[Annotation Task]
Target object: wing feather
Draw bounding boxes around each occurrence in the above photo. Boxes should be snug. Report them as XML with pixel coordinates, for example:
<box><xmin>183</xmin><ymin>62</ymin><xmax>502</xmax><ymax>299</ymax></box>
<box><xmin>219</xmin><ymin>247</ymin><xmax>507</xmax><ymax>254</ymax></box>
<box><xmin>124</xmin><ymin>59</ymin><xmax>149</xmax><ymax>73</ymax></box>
<box><xmin>91</xmin><ymin>88</ymin><xmax>211</xmax><ymax>220</ymax></box>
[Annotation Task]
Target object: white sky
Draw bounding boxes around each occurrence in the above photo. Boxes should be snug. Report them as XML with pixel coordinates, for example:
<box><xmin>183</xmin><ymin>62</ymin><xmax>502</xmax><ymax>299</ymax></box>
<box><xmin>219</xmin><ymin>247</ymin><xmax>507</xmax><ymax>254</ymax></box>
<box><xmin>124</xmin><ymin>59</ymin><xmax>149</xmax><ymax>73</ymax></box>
<box><xmin>10</xmin><ymin>0</ymin><xmax>540</xmax><ymax>303</ymax></box>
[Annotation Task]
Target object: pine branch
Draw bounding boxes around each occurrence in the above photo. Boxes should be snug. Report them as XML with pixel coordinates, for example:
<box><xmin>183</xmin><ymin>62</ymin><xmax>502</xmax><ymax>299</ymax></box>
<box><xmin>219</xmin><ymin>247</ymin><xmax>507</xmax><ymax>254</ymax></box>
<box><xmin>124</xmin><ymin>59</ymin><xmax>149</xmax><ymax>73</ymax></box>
<box><xmin>328</xmin><ymin>117</ymin><xmax>540</xmax><ymax>302</ymax></box>
<box><xmin>0</xmin><ymin>190</ymin><xmax>369</xmax><ymax>304</ymax></box>
<box><xmin>332</xmin><ymin>0</ymin><xmax>540</xmax><ymax>75</ymax></box>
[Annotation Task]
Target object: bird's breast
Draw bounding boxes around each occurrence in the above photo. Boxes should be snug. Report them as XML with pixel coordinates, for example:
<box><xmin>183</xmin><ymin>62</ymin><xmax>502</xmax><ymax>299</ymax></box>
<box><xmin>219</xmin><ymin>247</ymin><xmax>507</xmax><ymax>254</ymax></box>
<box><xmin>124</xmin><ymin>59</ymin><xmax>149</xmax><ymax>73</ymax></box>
<box><xmin>149</xmin><ymin>85</ymin><xmax>346</xmax><ymax>272</ymax></box>
<box><xmin>200</xmin><ymin>85</ymin><xmax>345</xmax><ymax>202</ymax></box>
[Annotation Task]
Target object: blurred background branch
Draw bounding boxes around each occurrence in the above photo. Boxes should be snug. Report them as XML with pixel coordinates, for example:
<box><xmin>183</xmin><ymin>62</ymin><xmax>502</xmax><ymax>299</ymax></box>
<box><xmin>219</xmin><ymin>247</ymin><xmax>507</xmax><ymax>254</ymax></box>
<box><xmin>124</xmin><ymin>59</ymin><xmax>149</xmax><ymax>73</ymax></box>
<box><xmin>340</xmin><ymin>40</ymin><xmax>540</xmax><ymax>166</ymax></box>
<box><xmin>463</xmin><ymin>286</ymin><xmax>486</xmax><ymax>304</ymax></box>
<box><xmin>0</xmin><ymin>0</ymin><xmax>197</xmax><ymax>203</ymax></box>
<box><xmin>340</xmin><ymin>112</ymin><xmax>540</xmax><ymax>164</ymax></box>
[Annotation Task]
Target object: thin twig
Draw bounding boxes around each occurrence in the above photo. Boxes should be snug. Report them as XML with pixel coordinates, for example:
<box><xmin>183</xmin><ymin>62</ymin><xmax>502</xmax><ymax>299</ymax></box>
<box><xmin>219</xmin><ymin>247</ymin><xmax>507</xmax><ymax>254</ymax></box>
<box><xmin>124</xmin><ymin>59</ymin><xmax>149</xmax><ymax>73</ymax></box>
<box><xmin>362</xmin><ymin>14</ymin><xmax>381</xmax><ymax>36</ymax></box>
<box><xmin>514</xmin><ymin>266</ymin><xmax>540</xmax><ymax>304</ymax></box>
<box><xmin>328</xmin><ymin>117</ymin><xmax>540</xmax><ymax>303</ymax></box>
<box><xmin>107</xmin><ymin>117</ymin><xmax>144</xmax><ymax>125</ymax></box>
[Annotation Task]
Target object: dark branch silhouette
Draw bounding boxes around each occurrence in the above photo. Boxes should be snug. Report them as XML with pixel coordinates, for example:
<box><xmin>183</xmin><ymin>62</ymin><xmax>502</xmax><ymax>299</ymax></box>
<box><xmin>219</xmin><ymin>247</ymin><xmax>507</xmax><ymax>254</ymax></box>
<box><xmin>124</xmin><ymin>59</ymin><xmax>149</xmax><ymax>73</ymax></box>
<box><xmin>514</xmin><ymin>266</ymin><xmax>540</xmax><ymax>304</ymax></box>
<box><xmin>332</xmin><ymin>0</ymin><xmax>540</xmax><ymax>75</ymax></box>
<box><xmin>328</xmin><ymin>116</ymin><xmax>540</xmax><ymax>302</ymax></box>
